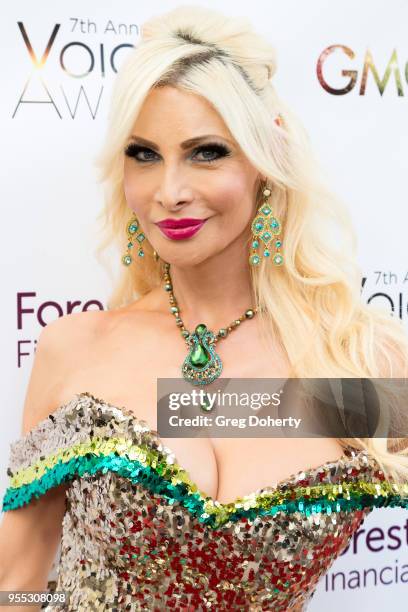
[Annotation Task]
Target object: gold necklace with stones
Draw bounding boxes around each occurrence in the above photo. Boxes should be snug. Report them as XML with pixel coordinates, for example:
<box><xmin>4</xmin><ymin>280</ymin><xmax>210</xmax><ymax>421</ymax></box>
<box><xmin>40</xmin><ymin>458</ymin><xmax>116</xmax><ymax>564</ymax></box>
<box><xmin>163</xmin><ymin>262</ymin><xmax>257</xmax><ymax>392</ymax></box>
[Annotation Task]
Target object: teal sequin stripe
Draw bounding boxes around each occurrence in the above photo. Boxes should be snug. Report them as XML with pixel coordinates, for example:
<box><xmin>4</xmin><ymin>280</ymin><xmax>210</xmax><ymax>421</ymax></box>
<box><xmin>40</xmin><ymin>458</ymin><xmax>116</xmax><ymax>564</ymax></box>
<box><xmin>3</xmin><ymin>452</ymin><xmax>407</xmax><ymax>528</ymax></box>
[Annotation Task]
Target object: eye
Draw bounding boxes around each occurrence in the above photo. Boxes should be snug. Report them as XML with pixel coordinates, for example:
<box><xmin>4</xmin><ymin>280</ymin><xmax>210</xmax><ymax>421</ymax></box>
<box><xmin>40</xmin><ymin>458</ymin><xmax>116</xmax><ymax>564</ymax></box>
<box><xmin>124</xmin><ymin>142</ymin><xmax>232</xmax><ymax>164</ymax></box>
<box><xmin>191</xmin><ymin>143</ymin><xmax>231</xmax><ymax>163</ymax></box>
<box><xmin>124</xmin><ymin>144</ymin><xmax>159</xmax><ymax>162</ymax></box>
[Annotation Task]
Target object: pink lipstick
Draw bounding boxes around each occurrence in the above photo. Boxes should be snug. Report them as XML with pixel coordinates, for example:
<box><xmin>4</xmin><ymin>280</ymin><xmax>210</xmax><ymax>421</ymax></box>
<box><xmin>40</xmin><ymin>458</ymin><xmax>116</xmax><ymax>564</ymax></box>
<box><xmin>156</xmin><ymin>218</ymin><xmax>207</xmax><ymax>240</ymax></box>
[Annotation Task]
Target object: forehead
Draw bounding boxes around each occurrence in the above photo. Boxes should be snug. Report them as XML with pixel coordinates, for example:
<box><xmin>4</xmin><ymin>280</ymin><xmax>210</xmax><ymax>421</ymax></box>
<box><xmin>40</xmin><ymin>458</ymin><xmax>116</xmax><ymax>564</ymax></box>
<box><xmin>130</xmin><ymin>85</ymin><xmax>231</xmax><ymax>140</ymax></box>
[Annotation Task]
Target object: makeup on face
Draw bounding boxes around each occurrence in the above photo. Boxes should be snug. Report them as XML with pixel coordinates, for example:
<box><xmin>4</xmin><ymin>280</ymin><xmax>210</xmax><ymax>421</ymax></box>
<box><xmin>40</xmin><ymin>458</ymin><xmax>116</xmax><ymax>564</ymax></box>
<box><xmin>122</xmin><ymin>87</ymin><xmax>260</xmax><ymax>253</ymax></box>
<box><xmin>124</xmin><ymin>133</ymin><xmax>233</xmax><ymax>240</ymax></box>
<box><xmin>124</xmin><ymin>138</ymin><xmax>232</xmax><ymax>166</ymax></box>
<box><xmin>155</xmin><ymin>217</ymin><xmax>208</xmax><ymax>240</ymax></box>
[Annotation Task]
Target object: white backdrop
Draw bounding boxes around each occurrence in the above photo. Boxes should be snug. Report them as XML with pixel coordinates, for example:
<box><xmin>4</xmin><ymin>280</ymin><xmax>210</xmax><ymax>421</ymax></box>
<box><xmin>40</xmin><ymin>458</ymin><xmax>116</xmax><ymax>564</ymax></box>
<box><xmin>1</xmin><ymin>1</ymin><xmax>407</xmax><ymax>609</ymax></box>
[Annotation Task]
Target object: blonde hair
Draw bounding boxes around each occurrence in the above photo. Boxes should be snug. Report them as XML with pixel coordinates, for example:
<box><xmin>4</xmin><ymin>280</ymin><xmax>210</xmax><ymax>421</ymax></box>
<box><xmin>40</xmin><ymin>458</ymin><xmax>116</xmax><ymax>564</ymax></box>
<box><xmin>94</xmin><ymin>5</ymin><xmax>408</xmax><ymax>483</ymax></box>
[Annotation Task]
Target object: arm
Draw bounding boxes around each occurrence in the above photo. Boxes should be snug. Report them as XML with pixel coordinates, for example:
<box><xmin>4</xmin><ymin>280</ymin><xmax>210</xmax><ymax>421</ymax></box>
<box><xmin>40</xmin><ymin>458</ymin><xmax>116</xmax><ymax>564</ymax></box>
<box><xmin>0</xmin><ymin>485</ymin><xmax>68</xmax><ymax>595</ymax></box>
<box><xmin>0</xmin><ymin>318</ymin><xmax>73</xmax><ymax>609</ymax></box>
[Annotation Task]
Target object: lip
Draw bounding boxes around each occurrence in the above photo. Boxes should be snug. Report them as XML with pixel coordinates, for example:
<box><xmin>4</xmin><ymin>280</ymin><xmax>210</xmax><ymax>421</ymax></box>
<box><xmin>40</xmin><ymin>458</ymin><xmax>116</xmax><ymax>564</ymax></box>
<box><xmin>156</xmin><ymin>219</ymin><xmax>207</xmax><ymax>240</ymax></box>
<box><xmin>156</xmin><ymin>218</ymin><xmax>207</xmax><ymax>229</ymax></box>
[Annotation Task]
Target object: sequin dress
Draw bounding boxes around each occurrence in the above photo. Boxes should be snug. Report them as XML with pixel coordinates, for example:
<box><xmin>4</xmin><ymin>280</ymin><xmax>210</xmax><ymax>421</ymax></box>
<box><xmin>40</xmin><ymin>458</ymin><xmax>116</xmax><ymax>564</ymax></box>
<box><xmin>2</xmin><ymin>392</ymin><xmax>407</xmax><ymax>611</ymax></box>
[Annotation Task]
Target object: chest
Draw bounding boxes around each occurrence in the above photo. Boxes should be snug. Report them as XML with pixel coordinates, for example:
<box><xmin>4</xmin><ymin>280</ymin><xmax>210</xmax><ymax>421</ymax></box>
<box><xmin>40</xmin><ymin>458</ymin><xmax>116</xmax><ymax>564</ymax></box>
<box><xmin>59</xmin><ymin>318</ymin><xmax>343</xmax><ymax>504</ymax></box>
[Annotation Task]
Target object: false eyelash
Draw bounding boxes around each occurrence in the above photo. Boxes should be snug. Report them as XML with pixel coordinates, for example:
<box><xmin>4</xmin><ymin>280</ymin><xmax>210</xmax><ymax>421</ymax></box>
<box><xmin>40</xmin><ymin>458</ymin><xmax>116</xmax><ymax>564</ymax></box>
<box><xmin>123</xmin><ymin>142</ymin><xmax>232</xmax><ymax>163</ymax></box>
<box><xmin>194</xmin><ymin>143</ymin><xmax>231</xmax><ymax>161</ymax></box>
<box><xmin>124</xmin><ymin>143</ymin><xmax>156</xmax><ymax>160</ymax></box>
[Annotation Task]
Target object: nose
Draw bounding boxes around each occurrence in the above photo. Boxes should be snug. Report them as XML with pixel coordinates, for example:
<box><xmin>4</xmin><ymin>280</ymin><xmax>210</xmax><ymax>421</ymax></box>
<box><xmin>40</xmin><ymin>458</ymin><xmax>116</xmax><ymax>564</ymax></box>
<box><xmin>155</xmin><ymin>163</ymin><xmax>194</xmax><ymax>211</ymax></box>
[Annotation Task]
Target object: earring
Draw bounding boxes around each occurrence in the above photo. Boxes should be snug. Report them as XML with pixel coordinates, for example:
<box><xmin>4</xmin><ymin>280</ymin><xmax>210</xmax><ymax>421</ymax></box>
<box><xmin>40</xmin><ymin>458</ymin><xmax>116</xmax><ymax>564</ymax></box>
<box><xmin>249</xmin><ymin>184</ymin><xmax>283</xmax><ymax>267</ymax></box>
<box><xmin>122</xmin><ymin>212</ymin><xmax>146</xmax><ymax>266</ymax></box>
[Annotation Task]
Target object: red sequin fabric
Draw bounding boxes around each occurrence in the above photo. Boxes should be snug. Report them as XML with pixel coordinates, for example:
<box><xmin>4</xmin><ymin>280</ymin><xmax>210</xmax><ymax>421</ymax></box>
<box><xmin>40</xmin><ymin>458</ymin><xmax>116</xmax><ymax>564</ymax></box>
<box><xmin>2</xmin><ymin>392</ymin><xmax>407</xmax><ymax>611</ymax></box>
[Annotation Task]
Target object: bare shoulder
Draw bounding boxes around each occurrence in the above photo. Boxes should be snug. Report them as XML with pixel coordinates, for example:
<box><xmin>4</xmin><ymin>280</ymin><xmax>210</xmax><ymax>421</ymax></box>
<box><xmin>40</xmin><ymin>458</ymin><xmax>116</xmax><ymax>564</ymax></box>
<box><xmin>36</xmin><ymin>306</ymin><xmax>150</xmax><ymax>348</ymax></box>
<box><xmin>19</xmin><ymin>288</ymin><xmax>172</xmax><ymax>437</ymax></box>
<box><xmin>20</xmin><ymin>297</ymin><xmax>166</xmax><ymax>432</ymax></box>
<box><xmin>41</xmin><ymin>291</ymin><xmax>167</xmax><ymax>363</ymax></box>
<box><xmin>20</xmin><ymin>310</ymin><xmax>113</xmax><ymax>434</ymax></box>
<box><xmin>40</xmin><ymin>309</ymin><xmax>109</xmax><ymax>343</ymax></box>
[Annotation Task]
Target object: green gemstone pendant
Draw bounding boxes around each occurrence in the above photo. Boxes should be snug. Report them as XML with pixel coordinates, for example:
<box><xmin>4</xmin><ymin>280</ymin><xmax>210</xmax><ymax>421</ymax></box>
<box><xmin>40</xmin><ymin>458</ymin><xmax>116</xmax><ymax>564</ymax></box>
<box><xmin>182</xmin><ymin>323</ymin><xmax>222</xmax><ymax>385</ymax></box>
<box><xmin>200</xmin><ymin>393</ymin><xmax>213</xmax><ymax>412</ymax></box>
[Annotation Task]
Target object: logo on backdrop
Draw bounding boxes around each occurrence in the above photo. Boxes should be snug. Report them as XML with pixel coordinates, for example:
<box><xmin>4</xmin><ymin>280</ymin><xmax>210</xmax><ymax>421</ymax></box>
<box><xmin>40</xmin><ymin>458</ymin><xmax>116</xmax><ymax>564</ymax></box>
<box><xmin>13</xmin><ymin>18</ymin><xmax>140</xmax><ymax>118</ymax></box>
<box><xmin>15</xmin><ymin>25</ymin><xmax>408</xmax><ymax>118</ymax></box>
<box><xmin>324</xmin><ymin>516</ymin><xmax>408</xmax><ymax>593</ymax></box>
<box><xmin>317</xmin><ymin>45</ymin><xmax>407</xmax><ymax>95</ymax></box>
<box><xmin>16</xmin><ymin>291</ymin><xmax>104</xmax><ymax>367</ymax></box>
<box><xmin>361</xmin><ymin>271</ymin><xmax>408</xmax><ymax>321</ymax></box>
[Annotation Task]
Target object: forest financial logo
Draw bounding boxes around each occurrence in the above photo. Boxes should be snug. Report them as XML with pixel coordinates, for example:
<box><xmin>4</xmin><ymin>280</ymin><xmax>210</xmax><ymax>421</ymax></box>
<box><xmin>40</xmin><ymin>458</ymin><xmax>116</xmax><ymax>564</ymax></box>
<box><xmin>16</xmin><ymin>291</ymin><xmax>104</xmax><ymax>367</ymax></box>
<box><xmin>323</xmin><ymin>517</ymin><xmax>408</xmax><ymax>593</ymax></box>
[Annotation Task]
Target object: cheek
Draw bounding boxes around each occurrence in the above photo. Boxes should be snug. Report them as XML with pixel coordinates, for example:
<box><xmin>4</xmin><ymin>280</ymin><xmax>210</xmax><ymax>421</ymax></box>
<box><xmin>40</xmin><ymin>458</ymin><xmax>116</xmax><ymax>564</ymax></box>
<box><xmin>123</xmin><ymin>164</ymin><xmax>134</xmax><ymax>203</ymax></box>
<box><xmin>209</xmin><ymin>171</ymin><xmax>255</xmax><ymax>218</ymax></box>
<box><xmin>123</xmin><ymin>168</ymin><xmax>149</xmax><ymax>213</ymax></box>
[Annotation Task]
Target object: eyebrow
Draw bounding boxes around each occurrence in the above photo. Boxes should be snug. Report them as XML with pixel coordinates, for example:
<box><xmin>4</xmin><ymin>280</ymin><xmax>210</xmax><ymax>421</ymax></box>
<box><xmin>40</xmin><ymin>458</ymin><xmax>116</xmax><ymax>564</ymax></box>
<box><xmin>127</xmin><ymin>134</ymin><xmax>233</xmax><ymax>149</ymax></box>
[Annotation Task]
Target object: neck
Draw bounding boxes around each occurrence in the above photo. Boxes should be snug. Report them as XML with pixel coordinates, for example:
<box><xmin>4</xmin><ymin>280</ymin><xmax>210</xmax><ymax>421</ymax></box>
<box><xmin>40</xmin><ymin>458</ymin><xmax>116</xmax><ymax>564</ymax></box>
<box><xmin>163</xmin><ymin>237</ymin><xmax>256</xmax><ymax>332</ymax></box>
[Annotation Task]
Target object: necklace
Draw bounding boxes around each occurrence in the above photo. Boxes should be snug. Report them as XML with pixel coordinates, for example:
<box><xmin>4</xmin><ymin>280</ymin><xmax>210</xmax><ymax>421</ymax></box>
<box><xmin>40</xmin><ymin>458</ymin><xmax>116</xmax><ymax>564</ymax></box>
<box><xmin>163</xmin><ymin>262</ymin><xmax>258</xmax><ymax>387</ymax></box>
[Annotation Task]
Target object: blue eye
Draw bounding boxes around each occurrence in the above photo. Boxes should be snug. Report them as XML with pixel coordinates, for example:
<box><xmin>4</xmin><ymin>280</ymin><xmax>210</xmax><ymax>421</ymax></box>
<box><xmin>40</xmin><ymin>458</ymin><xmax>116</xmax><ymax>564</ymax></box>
<box><xmin>124</xmin><ymin>142</ymin><xmax>231</xmax><ymax>164</ymax></box>
<box><xmin>192</xmin><ymin>143</ymin><xmax>231</xmax><ymax>162</ymax></box>
<box><xmin>124</xmin><ymin>144</ymin><xmax>158</xmax><ymax>162</ymax></box>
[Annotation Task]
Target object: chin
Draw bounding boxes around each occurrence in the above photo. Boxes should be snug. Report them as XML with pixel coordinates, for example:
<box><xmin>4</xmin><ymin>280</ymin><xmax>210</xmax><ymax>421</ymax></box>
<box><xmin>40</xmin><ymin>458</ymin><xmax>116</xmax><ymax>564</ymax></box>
<box><xmin>163</xmin><ymin>250</ymin><xmax>213</xmax><ymax>268</ymax></box>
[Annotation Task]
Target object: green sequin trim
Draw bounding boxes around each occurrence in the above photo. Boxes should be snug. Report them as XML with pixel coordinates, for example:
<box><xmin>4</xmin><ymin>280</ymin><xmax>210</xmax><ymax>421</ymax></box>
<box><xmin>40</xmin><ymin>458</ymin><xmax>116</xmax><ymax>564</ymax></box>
<box><xmin>3</xmin><ymin>437</ymin><xmax>408</xmax><ymax>528</ymax></box>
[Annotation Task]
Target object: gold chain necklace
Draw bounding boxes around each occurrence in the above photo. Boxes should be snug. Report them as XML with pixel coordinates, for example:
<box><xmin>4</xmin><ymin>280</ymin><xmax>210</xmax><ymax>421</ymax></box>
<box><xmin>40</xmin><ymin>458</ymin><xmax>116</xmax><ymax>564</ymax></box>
<box><xmin>163</xmin><ymin>262</ymin><xmax>258</xmax><ymax>386</ymax></box>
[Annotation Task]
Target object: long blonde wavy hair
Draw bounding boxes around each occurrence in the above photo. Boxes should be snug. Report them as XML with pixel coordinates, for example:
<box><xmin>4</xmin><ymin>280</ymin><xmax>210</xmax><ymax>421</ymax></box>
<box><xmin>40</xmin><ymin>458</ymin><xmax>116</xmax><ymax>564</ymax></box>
<box><xmin>94</xmin><ymin>5</ymin><xmax>408</xmax><ymax>484</ymax></box>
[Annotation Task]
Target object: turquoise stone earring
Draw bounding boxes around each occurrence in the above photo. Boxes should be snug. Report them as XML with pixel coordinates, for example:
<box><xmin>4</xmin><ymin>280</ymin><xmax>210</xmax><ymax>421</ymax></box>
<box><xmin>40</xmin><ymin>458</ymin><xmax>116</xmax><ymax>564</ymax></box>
<box><xmin>122</xmin><ymin>213</ymin><xmax>146</xmax><ymax>266</ymax></box>
<box><xmin>249</xmin><ymin>185</ymin><xmax>283</xmax><ymax>267</ymax></box>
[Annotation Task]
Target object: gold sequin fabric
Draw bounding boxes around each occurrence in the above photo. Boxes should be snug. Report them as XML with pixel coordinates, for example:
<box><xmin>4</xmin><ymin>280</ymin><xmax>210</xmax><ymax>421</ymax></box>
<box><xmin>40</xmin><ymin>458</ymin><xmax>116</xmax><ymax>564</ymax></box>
<box><xmin>2</xmin><ymin>392</ymin><xmax>408</xmax><ymax>611</ymax></box>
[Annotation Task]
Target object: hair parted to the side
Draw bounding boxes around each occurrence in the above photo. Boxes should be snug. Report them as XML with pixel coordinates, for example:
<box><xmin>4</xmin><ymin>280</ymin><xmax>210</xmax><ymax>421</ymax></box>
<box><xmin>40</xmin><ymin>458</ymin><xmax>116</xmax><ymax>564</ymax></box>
<box><xmin>93</xmin><ymin>5</ymin><xmax>408</xmax><ymax>483</ymax></box>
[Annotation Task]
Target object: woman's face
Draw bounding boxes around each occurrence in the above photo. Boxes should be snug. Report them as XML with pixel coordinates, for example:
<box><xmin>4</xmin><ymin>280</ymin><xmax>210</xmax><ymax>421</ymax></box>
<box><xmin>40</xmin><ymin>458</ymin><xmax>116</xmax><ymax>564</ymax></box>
<box><xmin>123</xmin><ymin>85</ymin><xmax>262</xmax><ymax>266</ymax></box>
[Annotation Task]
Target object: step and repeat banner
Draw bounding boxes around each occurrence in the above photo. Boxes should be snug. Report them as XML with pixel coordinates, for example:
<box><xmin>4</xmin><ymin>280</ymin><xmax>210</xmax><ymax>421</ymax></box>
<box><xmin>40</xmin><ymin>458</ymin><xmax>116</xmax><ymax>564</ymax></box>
<box><xmin>1</xmin><ymin>1</ymin><xmax>407</xmax><ymax>609</ymax></box>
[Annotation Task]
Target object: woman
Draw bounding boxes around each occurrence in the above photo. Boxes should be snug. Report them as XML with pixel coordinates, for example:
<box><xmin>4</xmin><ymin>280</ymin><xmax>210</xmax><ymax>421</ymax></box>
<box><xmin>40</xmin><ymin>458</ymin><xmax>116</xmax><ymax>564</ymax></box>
<box><xmin>1</xmin><ymin>5</ymin><xmax>407</xmax><ymax>611</ymax></box>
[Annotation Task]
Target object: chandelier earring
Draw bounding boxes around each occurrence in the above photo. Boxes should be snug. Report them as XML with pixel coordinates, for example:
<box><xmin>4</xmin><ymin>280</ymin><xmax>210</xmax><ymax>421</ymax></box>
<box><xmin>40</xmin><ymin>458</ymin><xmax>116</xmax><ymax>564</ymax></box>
<box><xmin>249</xmin><ymin>183</ymin><xmax>283</xmax><ymax>267</ymax></box>
<box><xmin>122</xmin><ymin>211</ymin><xmax>146</xmax><ymax>266</ymax></box>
